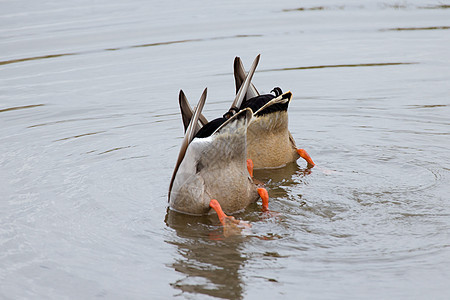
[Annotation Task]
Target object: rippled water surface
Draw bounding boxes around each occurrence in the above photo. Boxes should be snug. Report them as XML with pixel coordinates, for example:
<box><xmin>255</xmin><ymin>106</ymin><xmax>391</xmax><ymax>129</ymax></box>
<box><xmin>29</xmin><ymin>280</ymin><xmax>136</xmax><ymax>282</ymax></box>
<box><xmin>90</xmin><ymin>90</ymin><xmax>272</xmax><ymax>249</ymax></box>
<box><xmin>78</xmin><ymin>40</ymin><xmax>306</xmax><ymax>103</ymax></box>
<box><xmin>1</xmin><ymin>0</ymin><xmax>449</xmax><ymax>299</ymax></box>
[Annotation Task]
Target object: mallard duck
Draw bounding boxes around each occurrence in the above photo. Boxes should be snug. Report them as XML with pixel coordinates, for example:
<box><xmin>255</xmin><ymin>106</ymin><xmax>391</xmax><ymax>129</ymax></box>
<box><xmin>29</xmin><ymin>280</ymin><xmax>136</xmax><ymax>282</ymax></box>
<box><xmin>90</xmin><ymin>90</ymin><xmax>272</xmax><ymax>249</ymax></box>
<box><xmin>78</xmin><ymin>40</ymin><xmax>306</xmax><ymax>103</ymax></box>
<box><xmin>233</xmin><ymin>56</ymin><xmax>314</xmax><ymax>169</ymax></box>
<box><xmin>169</xmin><ymin>67</ymin><xmax>270</xmax><ymax>229</ymax></box>
<box><xmin>178</xmin><ymin>55</ymin><xmax>315</xmax><ymax>170</ymax></box>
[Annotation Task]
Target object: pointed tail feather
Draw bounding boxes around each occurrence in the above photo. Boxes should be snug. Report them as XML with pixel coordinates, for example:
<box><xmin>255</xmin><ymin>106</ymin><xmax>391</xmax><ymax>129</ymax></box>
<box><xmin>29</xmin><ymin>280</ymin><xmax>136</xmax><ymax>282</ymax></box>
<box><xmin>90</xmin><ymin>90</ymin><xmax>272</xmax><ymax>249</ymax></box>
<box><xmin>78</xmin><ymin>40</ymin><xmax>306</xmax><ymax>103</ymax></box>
<box><xmin>234</xmin><ymin>56</ymin><xmax>259</xmax><ymax>101</ymax></box>
<box><xmin>229</xmin><ymin>54</ymin><xmax>260</xmax><ymax>113</ymax></box>
<box><xmin>179</xmin><ymin>90</ymin><xmax>208</xmax><ymax>133</ymax></box>
<box><xmin>169</xmin><ymin>88</ymin><xmax>208</xmax><ymax>199</ymax></box>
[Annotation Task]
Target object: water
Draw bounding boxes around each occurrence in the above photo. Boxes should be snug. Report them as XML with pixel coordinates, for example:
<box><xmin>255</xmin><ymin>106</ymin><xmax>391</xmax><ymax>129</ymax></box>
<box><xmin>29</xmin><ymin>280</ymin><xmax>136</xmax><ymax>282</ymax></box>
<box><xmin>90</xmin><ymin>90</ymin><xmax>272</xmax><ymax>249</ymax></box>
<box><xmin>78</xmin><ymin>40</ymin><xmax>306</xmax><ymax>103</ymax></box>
<box><xmin>1</xmin><ymin>0</ymin><xmax>449</xmax><ymax>299</ymax></box>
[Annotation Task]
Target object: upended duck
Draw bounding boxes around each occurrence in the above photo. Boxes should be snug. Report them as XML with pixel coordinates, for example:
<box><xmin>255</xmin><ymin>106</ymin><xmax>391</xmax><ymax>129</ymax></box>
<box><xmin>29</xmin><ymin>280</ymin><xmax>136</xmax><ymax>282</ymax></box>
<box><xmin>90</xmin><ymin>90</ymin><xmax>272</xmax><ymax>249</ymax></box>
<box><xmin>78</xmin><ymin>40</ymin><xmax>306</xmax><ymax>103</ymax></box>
<box><xmin>178</xmin><ymin>55</ymin><xmax>315</xmax><ymax>170</ymax></box>
<box><xmin>168</xmin><ymin>87</ymin><xmax>271</xmax><ymax>233</ymax></box>
<box><xmin>233</xmin><ymin>56</ymin><xmax>314</xmax><ymax>169</ymax></box>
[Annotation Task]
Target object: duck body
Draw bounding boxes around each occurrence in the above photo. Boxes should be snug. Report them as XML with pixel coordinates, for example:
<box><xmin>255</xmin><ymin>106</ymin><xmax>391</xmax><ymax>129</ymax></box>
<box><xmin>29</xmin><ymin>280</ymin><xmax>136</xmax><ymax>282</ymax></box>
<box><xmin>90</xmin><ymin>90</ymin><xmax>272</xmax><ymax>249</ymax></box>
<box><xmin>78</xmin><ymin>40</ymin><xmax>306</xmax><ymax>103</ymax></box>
<box><xmin>176</xmin><ymin>55</ymin><xmax>314</xmax><ymax>172</ymax></box>
<box><xmin>240</xmin><ymin>91</ymin><xmax>300</xmax><ymax>169</ymax></box>
<box><xmin>169</xmin><ymin>108</ymin><xmax>259</xmax><ymax>215</ymax></box>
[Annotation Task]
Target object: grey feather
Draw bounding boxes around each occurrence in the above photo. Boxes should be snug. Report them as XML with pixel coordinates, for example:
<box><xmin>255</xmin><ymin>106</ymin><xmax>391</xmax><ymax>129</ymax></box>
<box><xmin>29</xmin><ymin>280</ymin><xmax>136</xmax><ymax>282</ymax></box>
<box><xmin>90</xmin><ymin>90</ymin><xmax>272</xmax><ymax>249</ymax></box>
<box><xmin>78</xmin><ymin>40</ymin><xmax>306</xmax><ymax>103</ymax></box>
<box><xmin>234</xmin><ymin>57</ymin><xmax>259</xmax><ymax>100</ymax></box>
<box><xmin>169</xmin><ymin>107</ymin><xmax>258</xmax><ymax>215</ymax></box>
<box><xmin>230</xmin><ymin>54</ymin><xmax>260</xmax><ymax>111</ymax></box>
<box><xmin>169</xmin><ymin>88</ymin><xmax>207</xmax><ymax>199</ymax></box>
<box><xmin>179</xmin><ymin>90</ymin><xmax>208</xmax><ymax>133</ymax></box>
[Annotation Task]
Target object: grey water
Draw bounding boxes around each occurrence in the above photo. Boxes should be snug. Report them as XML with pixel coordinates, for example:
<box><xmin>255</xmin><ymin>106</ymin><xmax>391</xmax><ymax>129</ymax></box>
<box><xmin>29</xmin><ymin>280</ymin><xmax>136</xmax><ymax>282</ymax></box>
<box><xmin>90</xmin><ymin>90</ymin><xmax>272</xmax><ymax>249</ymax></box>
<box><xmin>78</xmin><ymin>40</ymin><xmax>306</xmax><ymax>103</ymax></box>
<box><xmin>1</xmin><ymin>0</ymin><xmax>449</xmax><ymax>299</ymax></box>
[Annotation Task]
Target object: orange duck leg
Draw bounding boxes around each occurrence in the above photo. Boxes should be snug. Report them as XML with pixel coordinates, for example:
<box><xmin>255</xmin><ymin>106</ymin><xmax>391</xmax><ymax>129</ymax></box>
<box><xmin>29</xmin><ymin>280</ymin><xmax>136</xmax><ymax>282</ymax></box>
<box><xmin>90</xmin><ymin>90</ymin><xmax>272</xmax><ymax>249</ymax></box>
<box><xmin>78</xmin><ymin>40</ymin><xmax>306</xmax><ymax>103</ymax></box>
<box><xmin>297</xmin><ymin>148</ymin><xmax>315</xmax><ymax>169</ymax></box>
<box><xmin>209</xmin><ymin>199</ymin><xmax>251</xmax><ymax>237</ymax></box>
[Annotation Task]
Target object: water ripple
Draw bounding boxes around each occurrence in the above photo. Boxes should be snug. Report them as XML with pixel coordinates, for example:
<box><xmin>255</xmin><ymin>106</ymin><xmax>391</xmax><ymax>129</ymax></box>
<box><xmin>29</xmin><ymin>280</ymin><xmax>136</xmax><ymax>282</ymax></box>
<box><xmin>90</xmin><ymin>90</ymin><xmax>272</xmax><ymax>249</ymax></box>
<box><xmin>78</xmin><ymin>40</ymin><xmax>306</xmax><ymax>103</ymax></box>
<box><xmin>0</xmin><ymin>104</ymin><xmax>44</xmax><ymax>113</ymax></box>
<box><xmin>54</xmin><ymin>131</ymin><xmax>106</xmax><ymax>142</ymax></box>
<box><xmin>259</xmin><ymin>62</ymin><xmax>418</xmax><ymax>73</ymax></box>
<box><xmin>0</xmin><ymin>34</ymin><xmax>262</xmax><ymax>67</ymax></box>
<box><xmin>381</xmin><ymin>26</ymin><xmax>450</xmax><ymax>31</ymax></box>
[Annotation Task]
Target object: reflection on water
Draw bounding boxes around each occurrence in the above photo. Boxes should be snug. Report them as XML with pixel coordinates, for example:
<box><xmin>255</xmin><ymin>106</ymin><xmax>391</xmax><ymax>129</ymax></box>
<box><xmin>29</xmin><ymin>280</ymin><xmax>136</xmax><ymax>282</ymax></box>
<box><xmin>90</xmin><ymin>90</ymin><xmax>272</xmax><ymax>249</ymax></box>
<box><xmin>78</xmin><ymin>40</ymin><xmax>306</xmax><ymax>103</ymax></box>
<box><xmin>163</xmin><ymin>162</ymin><xmax>310</xmax><ymax>299</ymax></box>
<box><xmin>254</xmin><ymin>162</ymin><xmax>311</xmax><ymax>198</ymax></box>
<box><xmin>165</xmin><ymin>210</ymin><xmax>247</xmax><ymax>299</ymax></box>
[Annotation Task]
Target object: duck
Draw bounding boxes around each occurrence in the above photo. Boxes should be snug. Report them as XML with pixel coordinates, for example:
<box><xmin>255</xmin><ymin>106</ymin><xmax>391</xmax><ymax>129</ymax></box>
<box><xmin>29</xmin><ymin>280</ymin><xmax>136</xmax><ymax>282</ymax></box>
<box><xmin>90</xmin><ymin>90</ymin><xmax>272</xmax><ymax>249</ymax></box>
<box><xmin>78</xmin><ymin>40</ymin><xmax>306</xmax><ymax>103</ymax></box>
<box><xmin>233</xmin><ymin>56</ymin><xmax>315</xmax><ymax>169</ymax></box>
<box><xmin>169</xmin><ymin>67</ymin><xmax>270</xmax><ymax>230</ymax></box>
<box><xmin>178</xmin><ymin>55</ymin><xmax>315</xmax><ymax>170</ymax></box>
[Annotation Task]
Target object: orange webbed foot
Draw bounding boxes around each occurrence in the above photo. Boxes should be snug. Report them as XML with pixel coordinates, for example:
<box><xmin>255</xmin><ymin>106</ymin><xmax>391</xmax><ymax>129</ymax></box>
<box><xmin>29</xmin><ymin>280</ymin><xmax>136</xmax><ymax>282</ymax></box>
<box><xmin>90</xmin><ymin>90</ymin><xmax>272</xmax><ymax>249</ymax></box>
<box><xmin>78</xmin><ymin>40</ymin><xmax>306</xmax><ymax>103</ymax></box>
<box><xmin>209</xmin><ymin>199</ymin><xmax>251</xmax><ymax>237</ymax></box>
<box><xmin>297</xmin><ymin>148</ymin><xmax>315</xmax><ymax>169</ymax></box>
